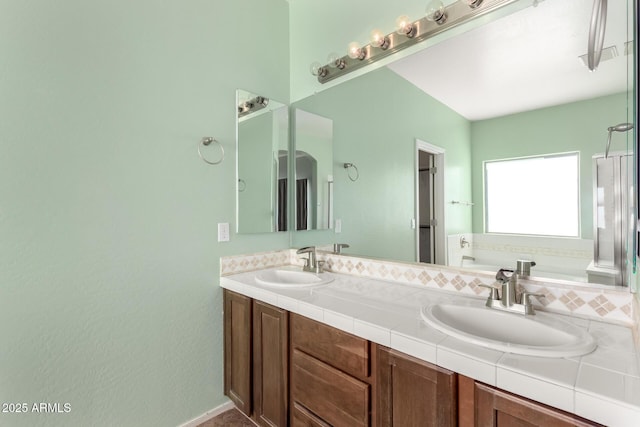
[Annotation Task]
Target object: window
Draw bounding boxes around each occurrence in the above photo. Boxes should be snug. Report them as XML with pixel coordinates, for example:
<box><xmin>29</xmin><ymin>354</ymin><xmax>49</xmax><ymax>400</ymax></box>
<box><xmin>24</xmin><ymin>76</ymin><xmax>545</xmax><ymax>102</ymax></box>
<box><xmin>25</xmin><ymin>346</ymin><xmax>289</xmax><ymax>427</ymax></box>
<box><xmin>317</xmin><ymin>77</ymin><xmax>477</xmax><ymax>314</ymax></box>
<box><xmin>484</xmin><ymin>152</ymin><xmax>579</xmax><ymax>237</ymax></box>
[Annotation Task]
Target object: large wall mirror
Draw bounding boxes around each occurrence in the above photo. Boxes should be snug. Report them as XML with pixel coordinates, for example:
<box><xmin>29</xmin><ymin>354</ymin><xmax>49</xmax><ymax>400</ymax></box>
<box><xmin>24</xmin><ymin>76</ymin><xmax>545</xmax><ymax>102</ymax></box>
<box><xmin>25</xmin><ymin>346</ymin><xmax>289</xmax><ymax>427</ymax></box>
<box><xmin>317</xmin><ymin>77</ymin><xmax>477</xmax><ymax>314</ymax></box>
<box><xmin>290</xmin><ymin>0</ymin><xmax>636</xmax><ymax>288</ymax></box>
<box><xmin>236</xmin><ymin>89</ymin><xmax>289</xmax><ymax>233</ymax></box>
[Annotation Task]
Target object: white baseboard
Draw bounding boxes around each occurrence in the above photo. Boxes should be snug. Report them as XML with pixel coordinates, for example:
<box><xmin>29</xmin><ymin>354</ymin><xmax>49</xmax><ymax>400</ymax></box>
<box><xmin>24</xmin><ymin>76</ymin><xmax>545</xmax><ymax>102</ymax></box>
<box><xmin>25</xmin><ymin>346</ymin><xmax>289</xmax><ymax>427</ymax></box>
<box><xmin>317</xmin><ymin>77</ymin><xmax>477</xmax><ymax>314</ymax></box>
<box><xmin>178</xmin><ymin>400</ymin><xmax>235</xmax><ymax>427</ymax></box>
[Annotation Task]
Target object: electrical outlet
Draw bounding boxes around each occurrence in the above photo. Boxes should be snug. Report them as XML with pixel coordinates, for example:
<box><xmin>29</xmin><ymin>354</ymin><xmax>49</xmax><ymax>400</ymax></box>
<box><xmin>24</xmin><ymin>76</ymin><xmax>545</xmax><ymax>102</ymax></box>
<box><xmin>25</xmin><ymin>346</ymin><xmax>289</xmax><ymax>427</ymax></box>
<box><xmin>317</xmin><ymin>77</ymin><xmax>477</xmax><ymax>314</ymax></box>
<box><xmin>335</xmin><ymin>219</ymin><xmax>342</xmax><ymax>233</ymax></box>
<box><xmin>218</xmin><ymin>223</ymin><xmax>230</xmax><ymax>242</ymax></box>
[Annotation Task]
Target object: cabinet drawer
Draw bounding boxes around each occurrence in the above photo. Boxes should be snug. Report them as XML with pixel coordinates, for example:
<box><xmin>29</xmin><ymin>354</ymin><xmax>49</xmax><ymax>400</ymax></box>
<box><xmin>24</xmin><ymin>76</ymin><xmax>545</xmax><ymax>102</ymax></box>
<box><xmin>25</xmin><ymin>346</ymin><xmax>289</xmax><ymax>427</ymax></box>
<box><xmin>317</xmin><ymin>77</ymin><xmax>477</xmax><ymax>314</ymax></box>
<box><xmin>475</xmin><ymin>382</ymin><xmax>604</xmax><ymax>426</ymax></box>
<box><xmin>292</xmin><ymin>349</ymin><xmax>370</xmax><ymax>427</ymax></box>
<box><xmin>291</xmin><ymin>313</ymin><xmax>370</xmax><ymax>378</ymax></box>
<box><xmin>291</xmin><ymin>403</ymin><xmax>331</xmax><ymax>427</ymax></box>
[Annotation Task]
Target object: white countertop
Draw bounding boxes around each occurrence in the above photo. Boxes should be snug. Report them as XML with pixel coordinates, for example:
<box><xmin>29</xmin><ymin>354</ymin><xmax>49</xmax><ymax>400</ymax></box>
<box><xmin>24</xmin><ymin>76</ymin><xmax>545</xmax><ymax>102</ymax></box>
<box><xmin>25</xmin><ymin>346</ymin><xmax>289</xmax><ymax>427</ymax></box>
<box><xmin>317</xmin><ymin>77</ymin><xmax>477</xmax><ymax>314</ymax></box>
<box><xmin>221</xmin><ymin>267</ymin><xmax>640</xmax><ymax>427</ymax></box>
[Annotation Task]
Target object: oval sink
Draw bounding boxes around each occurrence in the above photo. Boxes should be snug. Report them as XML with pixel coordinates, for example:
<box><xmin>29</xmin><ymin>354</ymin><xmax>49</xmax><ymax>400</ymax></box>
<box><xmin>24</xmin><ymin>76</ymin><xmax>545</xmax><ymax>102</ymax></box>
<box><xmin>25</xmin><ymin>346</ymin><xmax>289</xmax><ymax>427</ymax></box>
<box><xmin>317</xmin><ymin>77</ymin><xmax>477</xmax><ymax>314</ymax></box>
<box><xmin>255</xmin><ymin>269</ymin><xmax>334</xmax><ymax>288</ymax></box>
<box><xmin>420</xmin><ymin>301</ymin><xmax>596</xmax><ymax>358</ymax></box>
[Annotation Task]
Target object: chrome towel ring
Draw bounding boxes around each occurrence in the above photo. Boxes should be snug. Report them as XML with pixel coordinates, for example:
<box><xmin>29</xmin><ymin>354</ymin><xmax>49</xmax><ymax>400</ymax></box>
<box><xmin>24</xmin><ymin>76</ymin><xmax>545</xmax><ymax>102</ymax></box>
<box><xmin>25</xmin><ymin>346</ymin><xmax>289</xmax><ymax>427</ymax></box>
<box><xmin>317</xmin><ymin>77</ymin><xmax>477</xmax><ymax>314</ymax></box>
<box><xmin>344</xmin><ymin>163</ymin><xmax>359</xmax><ymax>182</ymax></box>
<box><xmin>198</xmin><ymin>137</ymin><xmax>224</xmax><ymax>165</ymax></box>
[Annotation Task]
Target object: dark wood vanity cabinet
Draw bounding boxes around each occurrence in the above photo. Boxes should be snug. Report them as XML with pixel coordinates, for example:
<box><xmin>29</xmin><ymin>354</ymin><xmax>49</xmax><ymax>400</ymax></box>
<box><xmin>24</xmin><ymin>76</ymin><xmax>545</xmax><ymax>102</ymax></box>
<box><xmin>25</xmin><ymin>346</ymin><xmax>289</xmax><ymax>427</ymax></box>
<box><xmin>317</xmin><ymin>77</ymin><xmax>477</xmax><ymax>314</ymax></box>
<box><xmin>377</xmin><ymin>347</ymin><xmax>457</xmax><ymax>427</ymax></box>
<box><xmin>223</xmin><ymin>291</ymin><xmax>603</xmax><ymax>427</ymax></box>
<box><xmin>459</xmin><ymin>377</ymin><xmax>603</xmax><ymax>427</ymax></box>
<box><xmin>290</xmin><ymin>313</ymin><xmax>376</xmax><ymax>427</ymax></box>
<box><xmin>223</xmin><ymin>290</ymin><xmax>288</xmax><ymax>427</ymax></box>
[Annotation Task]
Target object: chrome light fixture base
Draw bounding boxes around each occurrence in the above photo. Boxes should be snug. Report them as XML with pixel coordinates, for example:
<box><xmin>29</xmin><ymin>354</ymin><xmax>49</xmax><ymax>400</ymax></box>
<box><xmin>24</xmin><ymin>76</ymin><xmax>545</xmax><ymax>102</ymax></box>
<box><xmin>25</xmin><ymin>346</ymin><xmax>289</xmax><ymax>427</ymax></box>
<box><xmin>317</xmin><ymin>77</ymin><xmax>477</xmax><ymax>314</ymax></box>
<box><xmin>315</xmin><ymin>0</ymin><xmax>517</xmax><ymax>84</ymax></box>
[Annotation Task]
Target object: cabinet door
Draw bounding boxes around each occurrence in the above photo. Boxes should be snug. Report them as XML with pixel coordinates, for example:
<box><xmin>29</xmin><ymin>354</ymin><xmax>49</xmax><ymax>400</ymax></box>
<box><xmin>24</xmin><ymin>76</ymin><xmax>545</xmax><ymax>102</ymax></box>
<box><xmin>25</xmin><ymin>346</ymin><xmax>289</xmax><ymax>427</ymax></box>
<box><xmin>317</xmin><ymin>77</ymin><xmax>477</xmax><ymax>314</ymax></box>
<box><xmin>253</xmin><ymin>300</ymin><xmax>289</xmax><ymax>427</ymax></box>
<box><xmin>475</xmin><ymin>382</ymin><xmax>603</xmax><ymax>427</ymax></box>
<box><xmin>223</xmin><ymin>290</ymin><xmax>252</xmax><ymax>416</ymax></box>
<box><xmin>377</xmin><ymin>347</ymin><xmax>457</xmax><ymax>427</ymax></box>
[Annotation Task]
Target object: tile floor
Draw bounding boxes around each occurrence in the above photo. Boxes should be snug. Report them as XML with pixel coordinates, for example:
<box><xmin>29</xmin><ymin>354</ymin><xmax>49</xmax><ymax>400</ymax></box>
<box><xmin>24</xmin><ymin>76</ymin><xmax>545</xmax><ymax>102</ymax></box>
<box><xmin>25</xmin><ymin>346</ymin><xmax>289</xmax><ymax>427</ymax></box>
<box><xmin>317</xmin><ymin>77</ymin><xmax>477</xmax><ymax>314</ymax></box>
<box><xmin>197</xmin><ymin>408</ymin><xmax>256</xmax><ymax>427</ymax></box>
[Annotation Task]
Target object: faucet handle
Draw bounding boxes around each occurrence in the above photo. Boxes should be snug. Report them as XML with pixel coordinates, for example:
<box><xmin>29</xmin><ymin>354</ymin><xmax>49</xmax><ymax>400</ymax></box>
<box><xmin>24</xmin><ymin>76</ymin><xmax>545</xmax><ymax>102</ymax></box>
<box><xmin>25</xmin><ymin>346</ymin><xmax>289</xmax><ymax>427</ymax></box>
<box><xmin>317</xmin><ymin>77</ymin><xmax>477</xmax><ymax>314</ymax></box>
<box><xmin>333</xmin><ymin>243</ymin><xmax>350</xmax><ymax>254</ymax></box>
<box><xmin>478</xmin><ymin>284</ymin><xmax>500</xmax><ymax>300</ymax></box>
<box><xmin>521</xmin><ymin>292</ymin><xmax>545</xmax><ymax>305</ymax></box>
<box><xmin>521</xmin><ymin>292</ymin><xmax>545</xmax><ymax>315</ymax></box>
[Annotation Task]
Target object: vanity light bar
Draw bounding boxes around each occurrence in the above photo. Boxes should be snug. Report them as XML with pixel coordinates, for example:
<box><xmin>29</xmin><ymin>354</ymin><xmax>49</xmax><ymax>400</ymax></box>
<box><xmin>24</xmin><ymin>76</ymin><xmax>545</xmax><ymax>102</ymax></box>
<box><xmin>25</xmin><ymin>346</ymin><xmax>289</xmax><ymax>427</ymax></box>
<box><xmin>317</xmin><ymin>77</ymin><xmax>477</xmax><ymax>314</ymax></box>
<box><xmin>237</xmin><ymin>96</ymin><xmax>269</xmax><ymax>118</ymax></box>
<box><xmin>313</xmin><ymin>0</ymin><xmax>518</xmax><ymax>84</ymax></box>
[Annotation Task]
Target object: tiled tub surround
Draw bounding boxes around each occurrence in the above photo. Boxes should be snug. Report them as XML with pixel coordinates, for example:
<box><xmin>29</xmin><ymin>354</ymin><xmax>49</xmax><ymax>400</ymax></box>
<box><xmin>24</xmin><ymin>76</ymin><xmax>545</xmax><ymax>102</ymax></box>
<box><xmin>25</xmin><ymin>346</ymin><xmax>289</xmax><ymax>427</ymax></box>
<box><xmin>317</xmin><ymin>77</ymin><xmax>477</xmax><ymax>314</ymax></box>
<box><xmin>447</xmin><ymin>233</ymin><xmax>594</xmax><ymax>283</ymax></box>
<box><xmin>220</xmin><ymin>250</ymin><xmax>640</xmax><ymax>426</ymax></box>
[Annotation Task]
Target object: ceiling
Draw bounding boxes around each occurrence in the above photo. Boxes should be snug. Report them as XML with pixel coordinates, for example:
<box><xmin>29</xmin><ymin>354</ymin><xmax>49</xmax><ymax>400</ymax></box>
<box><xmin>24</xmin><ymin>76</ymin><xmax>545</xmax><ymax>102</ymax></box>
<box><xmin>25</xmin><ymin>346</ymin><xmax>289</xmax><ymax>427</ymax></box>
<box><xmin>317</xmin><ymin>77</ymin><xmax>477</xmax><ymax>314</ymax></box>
<box><xmin>387</xmin><ymin>0</ymin><xmax>633</xmax><ymax>121</ymax></box>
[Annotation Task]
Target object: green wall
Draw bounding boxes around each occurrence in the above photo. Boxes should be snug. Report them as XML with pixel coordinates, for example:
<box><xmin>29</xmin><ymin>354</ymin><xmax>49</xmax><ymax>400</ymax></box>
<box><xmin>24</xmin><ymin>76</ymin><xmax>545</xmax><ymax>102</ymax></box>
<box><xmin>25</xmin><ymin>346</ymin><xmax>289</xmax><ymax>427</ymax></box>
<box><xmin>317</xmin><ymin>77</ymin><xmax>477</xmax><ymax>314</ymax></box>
<box><xmin>0</xmin><ymin>1</ymin><xmax>289</xmax><ymax>426</ymax></box>
<box><xmin>470</xmin><ymin>92</ymin><xmax>632</xmax><ymax>238</ymax></box>
<box><xmin>291</xmin><ymin>67</ymin><xmax>472</xmax><ymax>261</ymax></box>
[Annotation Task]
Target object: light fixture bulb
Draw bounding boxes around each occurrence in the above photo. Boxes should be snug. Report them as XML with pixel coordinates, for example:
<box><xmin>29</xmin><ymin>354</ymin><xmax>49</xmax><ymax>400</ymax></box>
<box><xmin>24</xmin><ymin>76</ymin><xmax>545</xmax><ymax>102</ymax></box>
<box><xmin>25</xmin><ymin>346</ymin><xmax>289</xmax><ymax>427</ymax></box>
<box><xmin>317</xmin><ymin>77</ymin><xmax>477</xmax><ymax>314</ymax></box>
<box><xmin>425</xmin><ymin>0</ymin><xmax>447</xmax><ymax>25</ymax></box>
<box><xmin>310</xmin><ymin>61</ymin><xmax>322</xmax><ymax>76</ymax></box>
<box><xmin>370</xmin><ymin>28</ymin><xmax>390</xmax><ymax>50</ymax></box>
<box><xmin>464</xmin><ymin>0</ymin><xmax>483</xmax><ymax>8</ymax></box>
<box><xmin>347</xmin><ymin>41</ymin><xmax>365</xmax><ymax>60</ymax></box>
<box><xmin>327</xmin><ymin>52</ymin><xmax>338</xmax><ymax>68</ymax></box>
<box><xmin>327</xmin><ymin>52</ymin><xmax>346</xmax><ymax>69</ymax></box>
<box><xmin>310</xmin><ymin>62</ymin><xmax>329</xmax><ymax>78</ymax></box>
<box><xmin>395</xmin><ymin>15</ymin><xmax>416</xmax><ymax>38</ymax></box>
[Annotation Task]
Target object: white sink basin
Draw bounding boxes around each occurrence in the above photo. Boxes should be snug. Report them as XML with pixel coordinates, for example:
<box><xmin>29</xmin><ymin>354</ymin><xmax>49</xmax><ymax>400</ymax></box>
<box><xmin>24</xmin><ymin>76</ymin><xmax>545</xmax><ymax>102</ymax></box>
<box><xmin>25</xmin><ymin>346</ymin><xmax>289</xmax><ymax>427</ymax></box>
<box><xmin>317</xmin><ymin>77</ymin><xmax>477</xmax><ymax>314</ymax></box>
<box><xmin>255</xmin><ymin>269</ymin><xmax>334</xmax><ymax>288</ymax></box>
<box><xmin>420</xmin><ymin>301</ymin><xmax>596</xmax><ymax>358</ymax></box>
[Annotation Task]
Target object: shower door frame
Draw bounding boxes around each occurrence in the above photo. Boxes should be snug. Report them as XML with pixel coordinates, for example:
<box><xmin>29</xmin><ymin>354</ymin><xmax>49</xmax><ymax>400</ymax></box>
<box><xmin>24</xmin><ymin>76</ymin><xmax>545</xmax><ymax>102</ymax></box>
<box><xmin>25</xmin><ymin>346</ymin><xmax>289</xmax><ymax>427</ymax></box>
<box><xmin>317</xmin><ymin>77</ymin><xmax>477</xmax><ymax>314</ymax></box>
<box><xmin>592</xmin><ymin>152</ymin><xmax>631</xmax><ymax>286</ymax></box>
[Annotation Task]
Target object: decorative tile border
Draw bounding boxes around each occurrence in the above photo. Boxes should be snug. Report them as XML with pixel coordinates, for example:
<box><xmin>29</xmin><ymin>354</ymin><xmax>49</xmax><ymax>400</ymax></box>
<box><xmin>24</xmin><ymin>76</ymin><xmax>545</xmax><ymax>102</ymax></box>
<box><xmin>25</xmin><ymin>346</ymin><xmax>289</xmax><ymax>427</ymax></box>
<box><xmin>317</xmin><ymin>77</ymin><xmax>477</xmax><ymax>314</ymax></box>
<box><xmin>220</xmin><ymin>249</ymin><xmax>635</xmax><ymax>325</ymax></box>
<box><xmin>471</xmin><ymin>242</ymin><xmax>593</xmax><ymax>259</ymax></box>
<box><xmin>220</xmin><ymin>249</ymin><xmax>292</xmax><ymax>276</ymax></box>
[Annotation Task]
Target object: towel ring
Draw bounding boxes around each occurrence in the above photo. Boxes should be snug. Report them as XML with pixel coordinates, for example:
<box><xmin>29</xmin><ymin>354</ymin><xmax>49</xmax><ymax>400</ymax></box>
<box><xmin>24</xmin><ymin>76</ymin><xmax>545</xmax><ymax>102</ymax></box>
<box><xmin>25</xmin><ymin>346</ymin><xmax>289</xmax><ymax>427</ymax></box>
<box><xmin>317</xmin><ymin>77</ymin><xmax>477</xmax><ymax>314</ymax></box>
<box><xmin>344</xmin><ymin>163</ymin><xmax>359</xmax><ymax>182</ymax></box>
<box><xmin>238</xmin><ymin>179</ymin><xmax>246</xmax><ymax>192</ymax></box>
<box><xmin>198</xmin><ymin>137</ymin><xmax>224</xmax><ymax>165</ymax></box>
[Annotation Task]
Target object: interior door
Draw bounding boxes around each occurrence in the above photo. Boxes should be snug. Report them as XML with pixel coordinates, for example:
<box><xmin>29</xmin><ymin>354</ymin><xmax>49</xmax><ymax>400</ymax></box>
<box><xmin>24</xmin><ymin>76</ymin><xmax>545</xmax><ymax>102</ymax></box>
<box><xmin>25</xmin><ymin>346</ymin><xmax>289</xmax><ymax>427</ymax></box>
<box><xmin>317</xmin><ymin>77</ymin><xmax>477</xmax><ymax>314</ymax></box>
<box><xmin>419</xmin><ymin>150</ymin><xmax>436</xmax><ymax>264</ymax></box>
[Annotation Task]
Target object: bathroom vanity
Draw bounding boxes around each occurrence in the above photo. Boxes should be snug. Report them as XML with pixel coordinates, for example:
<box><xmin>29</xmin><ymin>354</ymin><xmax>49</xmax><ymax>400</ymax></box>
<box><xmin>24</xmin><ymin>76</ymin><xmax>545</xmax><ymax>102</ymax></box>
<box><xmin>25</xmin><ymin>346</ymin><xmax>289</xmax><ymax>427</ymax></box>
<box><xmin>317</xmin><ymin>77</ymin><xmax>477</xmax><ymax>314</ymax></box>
<box><xmin>224</xmin><ymin>289</ymin><xmax>606</xmax><ymax>426</ymax></box>
<box><xmin>220</xmin><ymin>252</ymin><xmax>640</xmax><ymax>426</ymax></box>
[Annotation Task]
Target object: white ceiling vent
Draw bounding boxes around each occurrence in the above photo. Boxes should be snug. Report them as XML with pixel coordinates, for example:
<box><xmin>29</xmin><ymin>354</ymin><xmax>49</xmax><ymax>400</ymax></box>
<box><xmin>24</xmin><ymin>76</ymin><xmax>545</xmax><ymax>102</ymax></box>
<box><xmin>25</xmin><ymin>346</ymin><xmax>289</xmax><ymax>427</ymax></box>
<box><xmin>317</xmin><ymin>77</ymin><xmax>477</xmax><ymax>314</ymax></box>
<box><xmin>578</xmin><ymin>45</ymin><xmax>619</xmax><ymax>67</ymax></box>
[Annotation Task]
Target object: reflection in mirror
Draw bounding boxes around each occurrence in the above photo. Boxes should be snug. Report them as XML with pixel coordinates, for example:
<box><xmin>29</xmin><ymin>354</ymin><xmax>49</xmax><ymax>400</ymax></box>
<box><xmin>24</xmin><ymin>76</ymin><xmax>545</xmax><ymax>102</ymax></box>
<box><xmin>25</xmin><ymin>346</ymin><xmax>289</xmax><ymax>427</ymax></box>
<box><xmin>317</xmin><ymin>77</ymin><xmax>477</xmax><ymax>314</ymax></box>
<box><xmin>291</xmin><ymin>0</ymin><xmax>635</xmax><ymax>288</ymax></box>
<box><xmin>236</xmin><ymin>89</ymin><xmax>289</xmax><ymax>233</ymax></box>
<box><xmin>293</xmin><ymin>109</ymin><xmax>334</xmax><ymax>231</ymax></box>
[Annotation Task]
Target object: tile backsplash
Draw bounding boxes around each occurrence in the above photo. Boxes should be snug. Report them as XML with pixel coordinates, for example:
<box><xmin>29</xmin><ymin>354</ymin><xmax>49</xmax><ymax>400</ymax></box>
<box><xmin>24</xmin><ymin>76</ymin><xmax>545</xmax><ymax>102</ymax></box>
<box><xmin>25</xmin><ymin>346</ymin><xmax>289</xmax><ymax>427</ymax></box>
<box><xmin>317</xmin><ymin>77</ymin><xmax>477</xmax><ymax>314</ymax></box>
<box><xmin>220</xmin><ymin>249</ymin><xmax>635</xmax><ymax>325</ymax></box>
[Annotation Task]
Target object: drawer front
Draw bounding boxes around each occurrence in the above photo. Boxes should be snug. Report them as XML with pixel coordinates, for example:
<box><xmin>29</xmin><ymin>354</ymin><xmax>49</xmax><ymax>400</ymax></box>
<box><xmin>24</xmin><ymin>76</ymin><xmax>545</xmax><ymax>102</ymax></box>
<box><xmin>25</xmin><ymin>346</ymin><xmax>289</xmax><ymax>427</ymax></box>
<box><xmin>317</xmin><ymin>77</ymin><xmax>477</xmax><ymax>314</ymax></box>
<box><xmin>291</xmin><ymin>403</ymin><xmax>331</xmax><ymax>427</ymax></box>
<box><xmin>291</xmin><ymin>313</ymin><xmax>370</xmax><ymax>379</ymax></box>
<box><xmin>475</xmin><ymin>382</ymin><xmax>604</xmax><ymax>427</ymax></box>
<box><xmin>292</xmin><ymin>349</ymin><xmax>370</xmax><ymax>427</ymax></box>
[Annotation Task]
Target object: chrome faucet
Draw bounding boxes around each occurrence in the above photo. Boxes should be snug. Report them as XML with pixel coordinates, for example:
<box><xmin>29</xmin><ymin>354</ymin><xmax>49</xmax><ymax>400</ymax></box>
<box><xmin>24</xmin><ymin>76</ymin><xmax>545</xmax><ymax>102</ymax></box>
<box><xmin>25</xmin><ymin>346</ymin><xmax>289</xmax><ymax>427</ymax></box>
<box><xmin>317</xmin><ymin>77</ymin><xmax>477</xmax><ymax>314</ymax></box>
<box><xmin>478</xmin><ymin>265</ymin><xmax>544</xmax><ymax>315</ymax></box>
<box><xmin>296</xmin><ymin>246</ymin><xmax>325</xmax><ymax>273</ymax></box>
<box><xmin>496</xmin><ymin>268</ymin><xmax>518</xmax><ymax>308</ymax></box>
<box><xmin>333</xmin><ymin>243</ymin><xmax>350</xmax><ymax>254</ymax></box>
